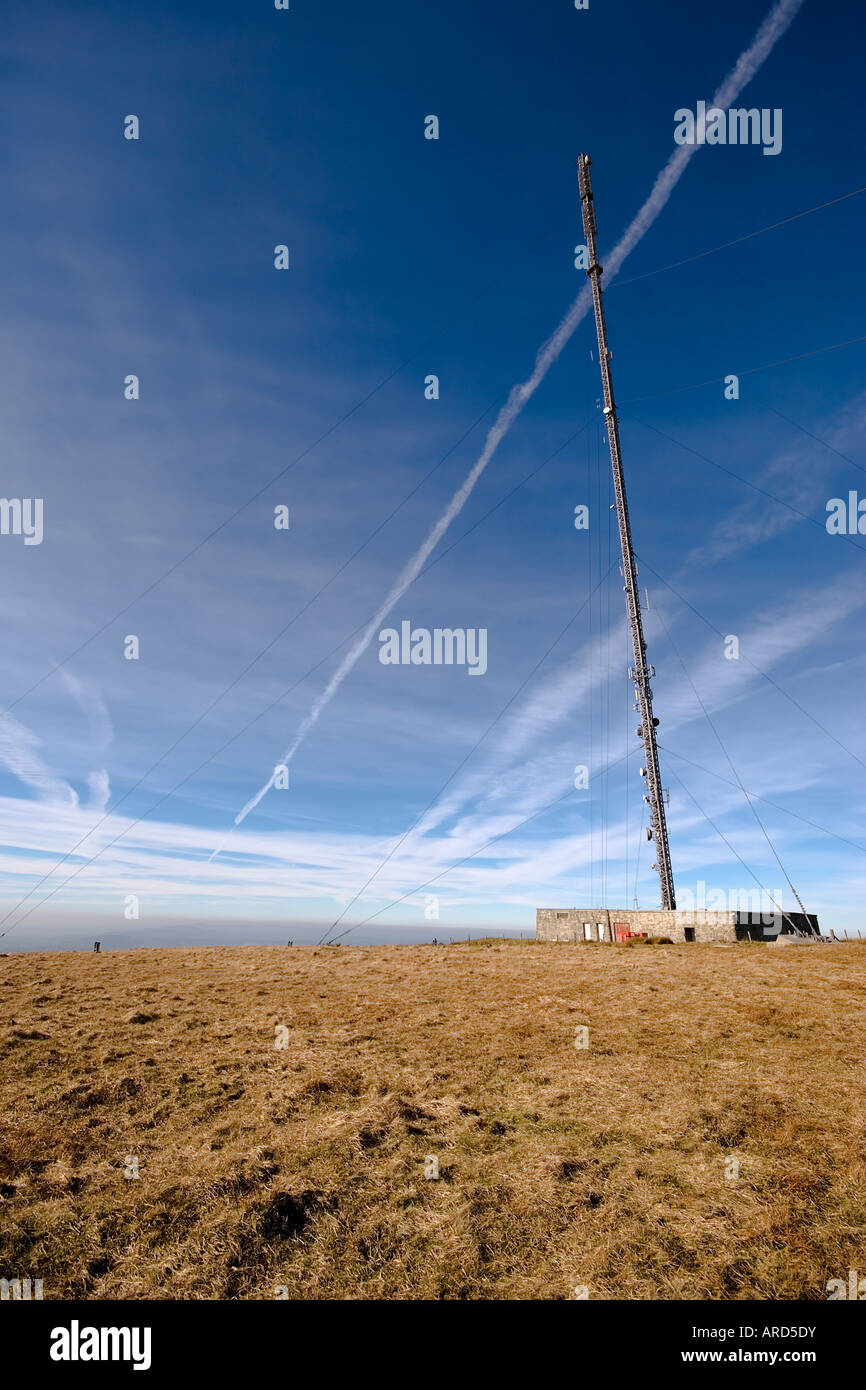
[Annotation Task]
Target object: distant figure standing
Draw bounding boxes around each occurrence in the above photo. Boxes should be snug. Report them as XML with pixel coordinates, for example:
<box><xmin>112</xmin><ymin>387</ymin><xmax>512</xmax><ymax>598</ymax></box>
<box><xmin>93</xmin><ymin>941</ymin><xmax>101</xmax><ymax>953</ymax></box>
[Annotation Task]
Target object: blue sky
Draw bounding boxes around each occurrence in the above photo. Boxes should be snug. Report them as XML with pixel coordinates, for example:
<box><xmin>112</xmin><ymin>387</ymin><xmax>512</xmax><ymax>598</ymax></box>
<box><xmin>1</xmin><ymin>0</ymin><xmax>864</xmax><ymax>949</ymax></box>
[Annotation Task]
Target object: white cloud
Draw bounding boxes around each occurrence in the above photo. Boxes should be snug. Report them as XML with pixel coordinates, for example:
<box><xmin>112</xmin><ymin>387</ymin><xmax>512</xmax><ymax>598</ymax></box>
<box><xmin>0</xmin><ymin>713</ymin><xmax>78</xmax><ymax>807</ymax></box>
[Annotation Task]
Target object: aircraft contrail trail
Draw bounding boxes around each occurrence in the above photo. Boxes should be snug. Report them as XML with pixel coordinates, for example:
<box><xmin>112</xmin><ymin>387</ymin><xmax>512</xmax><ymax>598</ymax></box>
<box><xmin>219</xmin><ymin>0</ymin><xmax>806</xmax><ymax>849</ymax></box>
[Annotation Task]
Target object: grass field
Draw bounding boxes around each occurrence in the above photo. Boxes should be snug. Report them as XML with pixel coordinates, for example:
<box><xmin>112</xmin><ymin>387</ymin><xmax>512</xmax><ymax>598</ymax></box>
<box><xmin>1</xmin><ymin>939</ymin><xmax>864</xmax><ymax>1300</ymax></box>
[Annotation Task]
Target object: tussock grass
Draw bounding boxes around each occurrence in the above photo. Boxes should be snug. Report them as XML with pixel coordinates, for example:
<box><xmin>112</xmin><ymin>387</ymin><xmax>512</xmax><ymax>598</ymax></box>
<box><xmin>0</xmin><ymin>941</ymin><xmax>864</xmax><ymax>1300</ymax></box>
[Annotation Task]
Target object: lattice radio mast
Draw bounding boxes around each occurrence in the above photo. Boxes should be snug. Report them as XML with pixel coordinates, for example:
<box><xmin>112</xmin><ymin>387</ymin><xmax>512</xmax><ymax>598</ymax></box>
<box><xmin>577</xmin><ymin>153</ymin><xmax>676</xmax><ymax>909</ymax></box>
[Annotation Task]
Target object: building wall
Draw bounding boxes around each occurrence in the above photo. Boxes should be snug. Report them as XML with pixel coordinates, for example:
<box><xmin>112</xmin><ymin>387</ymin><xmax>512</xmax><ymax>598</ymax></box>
<box><xmin>536</xmin><ymin>908</ymin><xmax>738</xmax><ymax>944</ymax></box>
<box><xmin>735</xmin><ymin>910</ymin><xmax>821</xmax><ymax>940</ymax></box>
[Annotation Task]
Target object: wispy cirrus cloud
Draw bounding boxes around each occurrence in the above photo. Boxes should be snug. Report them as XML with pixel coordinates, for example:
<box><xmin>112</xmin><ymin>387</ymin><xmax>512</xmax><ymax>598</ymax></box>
<box><xmin>0</xmin><ymin>712</ymin><xmax>79</xmax><ymax>807</ymax></box>
<box><xmin>385</xmin><ymin>566</ymin><xmax>866</xmax><ymax>883</ymax></box>
<box><xmin>678</xmin><ymin>391</ymin><xmax>866</xmax><ymax>572</ymax></box>
<box><xmin>59</xmin><ymin>668</ymin><xmax>114</xmax><ymax>749</ymax></box>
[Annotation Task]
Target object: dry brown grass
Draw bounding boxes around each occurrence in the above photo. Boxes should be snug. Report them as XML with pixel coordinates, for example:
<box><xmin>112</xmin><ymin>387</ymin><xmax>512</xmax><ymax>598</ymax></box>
<box><xmin>1</xmin><ymin>939</ymin><xmax>864</xmax><ymax>1300</ymax></box>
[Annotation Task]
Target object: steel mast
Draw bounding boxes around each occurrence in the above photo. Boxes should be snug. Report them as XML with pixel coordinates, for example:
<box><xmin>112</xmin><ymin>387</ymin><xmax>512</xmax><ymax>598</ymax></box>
<box><xmin>577</xmin><ymin>153</ymin><xmax>676</xmax><ymax>909</ymax></box>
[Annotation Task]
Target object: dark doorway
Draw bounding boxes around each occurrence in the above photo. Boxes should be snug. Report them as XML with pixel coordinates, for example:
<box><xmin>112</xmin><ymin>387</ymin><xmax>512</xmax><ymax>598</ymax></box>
<box><xmin>684</xmin><ymin>928</ymin><xmax>695</xmax><ymax>943</ymax></box>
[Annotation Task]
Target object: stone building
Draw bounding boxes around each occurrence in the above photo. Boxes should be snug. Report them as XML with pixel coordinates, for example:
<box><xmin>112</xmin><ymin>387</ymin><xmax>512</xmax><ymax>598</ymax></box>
<box><xmin>536</xmin><ymin>907</ymin><xmax>820</xmax><ymax>944</ymax></box>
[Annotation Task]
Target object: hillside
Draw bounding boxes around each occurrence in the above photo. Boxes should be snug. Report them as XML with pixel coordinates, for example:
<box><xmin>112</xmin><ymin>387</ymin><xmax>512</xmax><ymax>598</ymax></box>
<box><xmin>1</xmin><ymin>940</ymin><xmax>864</xmax><ymax>1300</ymax></box>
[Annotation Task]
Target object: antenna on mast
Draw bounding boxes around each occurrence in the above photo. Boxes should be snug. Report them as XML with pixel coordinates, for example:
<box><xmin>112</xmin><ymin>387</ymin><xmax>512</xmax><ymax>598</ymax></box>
<box><xmin>577</xmin><ymin>153</ymin><xmax>676</xmax><ymax>910</ymax></box>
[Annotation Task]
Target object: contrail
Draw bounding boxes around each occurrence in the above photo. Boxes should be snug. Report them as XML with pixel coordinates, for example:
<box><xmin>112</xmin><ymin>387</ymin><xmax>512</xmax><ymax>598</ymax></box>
<box><xmin>222</xmin><ymin>0</ymin><xmax>806</xmax><ymax>844</ymax></box>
